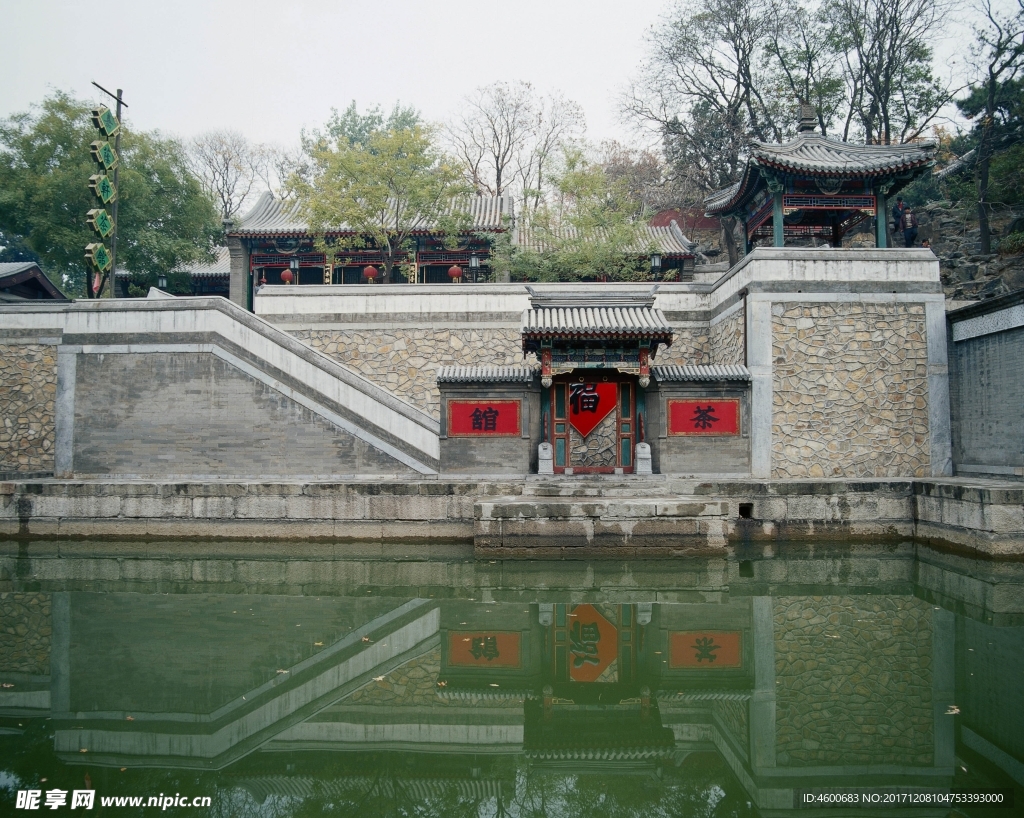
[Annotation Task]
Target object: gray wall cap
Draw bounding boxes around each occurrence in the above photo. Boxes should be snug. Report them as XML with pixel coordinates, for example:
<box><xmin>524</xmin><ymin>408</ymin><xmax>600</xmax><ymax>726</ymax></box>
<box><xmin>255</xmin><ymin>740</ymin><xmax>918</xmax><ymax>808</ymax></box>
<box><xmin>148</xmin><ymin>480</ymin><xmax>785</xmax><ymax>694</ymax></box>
<box><xmin>436</xmin><ymin>365</ymin><xmax>536</xmax><ymax>384</ymax></box>
<box><xmin>653</xmin><ymin>364</ymin><xmax>751</xmax><ymax>382</ymax></box>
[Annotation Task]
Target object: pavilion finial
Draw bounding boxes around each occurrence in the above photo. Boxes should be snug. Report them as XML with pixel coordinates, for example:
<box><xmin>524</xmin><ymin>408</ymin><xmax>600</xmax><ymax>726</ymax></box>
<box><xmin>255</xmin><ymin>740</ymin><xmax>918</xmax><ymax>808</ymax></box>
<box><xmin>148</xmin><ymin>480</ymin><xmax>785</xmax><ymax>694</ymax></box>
<box><xmin>797</xmin><ymin>103</ymin><xmax>818</xmax><ymax>134</ymax></box>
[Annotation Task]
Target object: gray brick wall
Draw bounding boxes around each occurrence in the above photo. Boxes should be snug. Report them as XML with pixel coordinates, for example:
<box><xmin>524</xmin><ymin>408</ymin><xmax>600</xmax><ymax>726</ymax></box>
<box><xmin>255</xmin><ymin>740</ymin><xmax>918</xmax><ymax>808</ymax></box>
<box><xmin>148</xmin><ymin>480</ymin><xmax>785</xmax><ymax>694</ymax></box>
<box><xmin>72</xmin><ymin>352</ymin><xmax>415</xmax><ymax>477</ymax></box>
<box><xmin>951</xmin><ymin>326</ymin><xmax>1024</xmax><ymax>469</ymax></box>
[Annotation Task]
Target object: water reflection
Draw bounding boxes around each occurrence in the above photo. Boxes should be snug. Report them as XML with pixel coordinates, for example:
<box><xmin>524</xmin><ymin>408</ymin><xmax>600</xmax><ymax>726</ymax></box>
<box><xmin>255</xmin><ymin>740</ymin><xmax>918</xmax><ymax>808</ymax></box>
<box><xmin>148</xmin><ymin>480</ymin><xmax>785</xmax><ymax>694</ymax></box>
<box><xmin>1</xmin><ymin>544</ymin><xmax>1022</xmax><ymax>816</ymax></box>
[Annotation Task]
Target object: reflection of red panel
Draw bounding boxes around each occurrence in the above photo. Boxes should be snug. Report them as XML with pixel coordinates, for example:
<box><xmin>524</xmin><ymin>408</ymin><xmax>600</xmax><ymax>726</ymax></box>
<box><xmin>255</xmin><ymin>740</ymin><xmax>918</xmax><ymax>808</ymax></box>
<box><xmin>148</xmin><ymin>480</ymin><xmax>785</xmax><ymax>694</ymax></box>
<box><xmin>669</xmin><ymin>631</ymin><xmax>742</xmax><ymax>668</ymax></box>
<box><xmin>447</xmin><ymin>632</ymin><xmax>522</xmax><ymax>668</ymax></box>
<box><xmin>568</xmin><ymin>382</ymin><xmax>618</xmax><ymax>438</ymax></box>
<box><xmin>448</xmin><ymin>400</ymin><xmax>521</xmax><ymax>437</ymax></box>
<box><xmin>568</xmin><ymin>604</ymin><xmax>618</xmax><ymax>683</ymax></box>
<box><xmin>667</xmin><ymin>399</ymin><xmax>740</xmax><ymax>436</ymax></box>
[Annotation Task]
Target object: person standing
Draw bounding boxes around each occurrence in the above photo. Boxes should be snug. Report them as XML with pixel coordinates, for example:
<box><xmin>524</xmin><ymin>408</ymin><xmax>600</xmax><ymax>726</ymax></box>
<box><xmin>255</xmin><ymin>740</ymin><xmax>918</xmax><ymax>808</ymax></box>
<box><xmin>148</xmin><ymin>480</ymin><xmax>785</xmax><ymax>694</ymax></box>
<box><xmin>901</xmin><ymin>207</ymin><xmax>919</xmax><ymax>247</ymax></box>
<box><xmin>891</xmin><ymin>197</ymin><xmax>906</xmax><ymax>241</ymax></box>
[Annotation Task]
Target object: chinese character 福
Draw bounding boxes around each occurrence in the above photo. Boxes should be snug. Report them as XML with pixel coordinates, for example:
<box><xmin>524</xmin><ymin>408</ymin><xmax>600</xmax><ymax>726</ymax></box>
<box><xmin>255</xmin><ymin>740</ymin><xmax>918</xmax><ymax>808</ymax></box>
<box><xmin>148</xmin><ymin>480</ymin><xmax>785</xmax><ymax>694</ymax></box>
<box><xmin>569</xmin><ymin>383</ymin><xmax>600</xmax><ymax>414</ymax></box>
<box><xmin>569</xmin><ymin>620</ymin><xmax>600</xmax><ymax>667</ymax></box>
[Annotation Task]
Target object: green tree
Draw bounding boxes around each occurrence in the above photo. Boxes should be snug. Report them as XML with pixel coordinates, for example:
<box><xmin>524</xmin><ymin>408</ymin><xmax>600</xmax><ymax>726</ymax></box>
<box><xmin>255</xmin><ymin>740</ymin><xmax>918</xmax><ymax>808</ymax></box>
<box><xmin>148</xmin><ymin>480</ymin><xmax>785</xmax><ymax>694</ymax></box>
<box><xmin>511</xmin><ymin>148</ymin><xmax>656</xmax><ymax>282</ymax></box>
<box><xmin>958</xmin><ymin>0</ymin><xmax>1024</xmax><ymax>253</ymax></box>
<box><xmin>293</xmin><ymin>125</ymin><xmax>472</xmax><ymax>282</ymax></box>
<box><xmin>0</xmin><ymin>91</ymin><xmax>220</xmax><ymax>298</ymax></box>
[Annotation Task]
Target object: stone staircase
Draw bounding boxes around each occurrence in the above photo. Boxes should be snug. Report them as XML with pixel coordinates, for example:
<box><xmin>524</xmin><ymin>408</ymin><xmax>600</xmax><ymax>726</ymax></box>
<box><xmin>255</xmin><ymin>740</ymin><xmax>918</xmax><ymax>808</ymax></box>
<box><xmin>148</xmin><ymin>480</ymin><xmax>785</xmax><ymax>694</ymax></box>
<box><xmin>474</xmin><ymin>478</ymin><xmax>734</xmax><ymax>556</ymax></box>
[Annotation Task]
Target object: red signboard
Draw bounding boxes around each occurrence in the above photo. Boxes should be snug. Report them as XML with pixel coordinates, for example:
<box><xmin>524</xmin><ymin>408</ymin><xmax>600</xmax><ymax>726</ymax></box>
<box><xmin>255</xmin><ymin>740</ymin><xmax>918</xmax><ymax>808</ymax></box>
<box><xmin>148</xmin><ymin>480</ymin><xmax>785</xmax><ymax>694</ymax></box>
<box><xmin>447</xmin><ymin>631</ymin><xmax>522</xmax><ymax>668</ymax></box>
<box><xmin>567</xmin><ymin>604</ymin><xmax>618</xmax><ymax>683</ymax></box>
<box><xmin>568</xmin><ymin>382</ymin><xmax>618</xmax><ymax>438</ymax></box>
<box><xmin>669</xmin><ymin>631</ymin><xmax>743</xmax><ymax>669</ymax></box>
<box><xmin>667</xmin><ymin>399</ymin><xmax>740</xmax><ymax>436</ymax></box>
<box><xmin>447</xmin><ymin>400</ymin><xmax>521</xmax><ymax>436</ymax></box>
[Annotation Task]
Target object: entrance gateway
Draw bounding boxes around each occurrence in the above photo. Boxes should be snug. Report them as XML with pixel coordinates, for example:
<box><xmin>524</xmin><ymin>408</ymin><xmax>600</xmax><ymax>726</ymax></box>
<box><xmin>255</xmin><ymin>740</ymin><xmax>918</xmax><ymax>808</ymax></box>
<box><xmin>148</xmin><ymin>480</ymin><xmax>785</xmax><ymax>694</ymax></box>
<box><xmin>522</xmin><ymin>290</ymin><xmax>674</xmax><ymax>474</ymax></box>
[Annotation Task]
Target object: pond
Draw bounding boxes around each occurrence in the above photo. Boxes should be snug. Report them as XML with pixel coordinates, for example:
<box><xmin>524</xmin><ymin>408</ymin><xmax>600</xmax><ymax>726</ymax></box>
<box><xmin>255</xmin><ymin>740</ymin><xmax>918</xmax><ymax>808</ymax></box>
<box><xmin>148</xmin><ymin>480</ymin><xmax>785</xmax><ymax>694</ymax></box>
<box><xmin>1</xmin><ymin>541</ymin><xmax>1022</xmax><ymax>816</ymax></box>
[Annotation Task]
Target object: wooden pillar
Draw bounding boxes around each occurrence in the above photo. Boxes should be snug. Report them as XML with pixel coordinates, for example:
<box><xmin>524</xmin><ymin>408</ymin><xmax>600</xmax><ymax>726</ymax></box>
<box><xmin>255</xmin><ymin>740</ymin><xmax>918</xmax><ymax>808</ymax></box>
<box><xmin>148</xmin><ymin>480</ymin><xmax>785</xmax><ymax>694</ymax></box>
<box><xmin>772</xmin><ymin>191</ymin><xmax>784</xmax><ymax>247</ymax></box>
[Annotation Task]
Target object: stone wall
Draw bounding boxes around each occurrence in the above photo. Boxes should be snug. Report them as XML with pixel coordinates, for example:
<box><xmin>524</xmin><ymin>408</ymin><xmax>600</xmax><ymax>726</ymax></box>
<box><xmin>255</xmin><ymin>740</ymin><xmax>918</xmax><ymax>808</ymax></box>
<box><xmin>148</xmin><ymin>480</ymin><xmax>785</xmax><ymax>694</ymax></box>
<box><xmin>774</xmin><ymin>595</ymin><xmax>933</xmax><ymax>767</ymax></box>
<box><xmin>710</xmin><ymin>307</ymin><xmax>745</xmax><ymax>366</ymax></box>
<box><xmin>654</xmin><ymin>324</ymin><xmax>710</xmax><ymax>367</ymax></box>
<box><xmin>0</xmin><ymin>344</ymin><xmax>56</xmax><ymax>475</ymax></box>
<box><xmin>295</xmin><ymin>328</ymin><xmax>527</xmax><ymax>417</ymax></box>
<box><xmin>73</xmin><ymin>352</ymin><xmax>417</xmax><ymax>477</ymax></box>
<box><xmin>771</xmin><ymin>303</ymin><xmax>930</xmax><ymax>478</ymax></box>
<box><xmin>0</xmin><ymin>592</ymin><xmax>51</xmax><ymax>675</ymax></box>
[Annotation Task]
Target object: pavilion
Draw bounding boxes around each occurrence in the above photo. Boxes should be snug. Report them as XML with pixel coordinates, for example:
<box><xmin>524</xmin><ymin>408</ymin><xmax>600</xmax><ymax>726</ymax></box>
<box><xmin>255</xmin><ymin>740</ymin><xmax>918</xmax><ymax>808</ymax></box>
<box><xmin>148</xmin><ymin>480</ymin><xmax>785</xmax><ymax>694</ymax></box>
<box><xmin>705</xmin><ymin>106</ymin><xmax>937</xmax><ymax>250</ymax></box>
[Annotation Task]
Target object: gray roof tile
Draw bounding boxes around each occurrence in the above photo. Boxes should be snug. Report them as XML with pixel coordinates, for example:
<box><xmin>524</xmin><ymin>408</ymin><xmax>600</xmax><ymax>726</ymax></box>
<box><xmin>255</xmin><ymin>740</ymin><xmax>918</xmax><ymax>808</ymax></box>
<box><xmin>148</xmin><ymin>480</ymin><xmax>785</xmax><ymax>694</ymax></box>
<box><xmin>522</xmin><ymin>305</ymin><xmax>673</xmax><ymax>339</ymax></box>
<box><xmin>653</xmin><ymin>364</ymin><xmax>751</xmax><ymax>381</ymax></box>
<box><xmin>231</xmin><ymin>191</ymin><xmax>513</xmax><ymax>236</ymax></box>
<box><xmin>436</xmin><ymin>365</ymin><xmax>536</xmax><ymax>383</ymax></box>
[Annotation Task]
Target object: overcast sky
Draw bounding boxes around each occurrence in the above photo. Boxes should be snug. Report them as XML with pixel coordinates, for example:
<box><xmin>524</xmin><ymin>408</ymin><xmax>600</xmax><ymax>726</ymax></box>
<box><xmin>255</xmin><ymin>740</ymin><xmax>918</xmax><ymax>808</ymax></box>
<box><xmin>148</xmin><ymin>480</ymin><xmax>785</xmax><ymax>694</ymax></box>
<box><xmin>2</xmin><ymin>0</ymin><xmax>668</xmax><ymax>150</ymax></box>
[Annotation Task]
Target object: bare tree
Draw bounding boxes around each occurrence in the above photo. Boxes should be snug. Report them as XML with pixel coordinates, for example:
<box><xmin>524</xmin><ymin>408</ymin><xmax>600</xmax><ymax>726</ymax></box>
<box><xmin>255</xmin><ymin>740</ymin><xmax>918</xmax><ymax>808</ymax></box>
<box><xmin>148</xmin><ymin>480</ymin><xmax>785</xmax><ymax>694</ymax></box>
<box><xmin>833</xmin><ymin>0</ymin><xmax>957</xmax><ymax>143</ymax></box>
<box><xmin>186</xmin><ymin>130</ymin><xmax>271</xmax><ymax>219</ymax></box>
<box><xmin>515</xmin><ymin>92</ymin><xmax>586</xmax><ymax>213</ymax></box>
<box><xmin>447</xmin><ymin>82</ymin><xmax>585</xmax><ymax>211</ymax></box>
<box><xmin>448</xmin><ymin>82</ymin><xmax>537</xmax><ymax>197</ymax></box>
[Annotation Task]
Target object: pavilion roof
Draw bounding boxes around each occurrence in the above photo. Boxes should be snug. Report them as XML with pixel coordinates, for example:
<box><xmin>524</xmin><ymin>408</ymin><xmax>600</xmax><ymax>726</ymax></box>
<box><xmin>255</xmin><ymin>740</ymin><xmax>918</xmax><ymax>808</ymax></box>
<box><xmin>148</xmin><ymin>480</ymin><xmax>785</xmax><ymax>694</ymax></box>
<box><xmin>515</xmin><ymin>221</ymin><xmax>695</xmax><ymax>256</ymax></box>
<box><xmin>705</xmin><ymin>134</ymin><xmax>936</xmax><ymax>215</ymax></box>
<box><xmin>230</xmin><ymin>191</ymin><xmax>513</xmax><ymax>237</ymax></box>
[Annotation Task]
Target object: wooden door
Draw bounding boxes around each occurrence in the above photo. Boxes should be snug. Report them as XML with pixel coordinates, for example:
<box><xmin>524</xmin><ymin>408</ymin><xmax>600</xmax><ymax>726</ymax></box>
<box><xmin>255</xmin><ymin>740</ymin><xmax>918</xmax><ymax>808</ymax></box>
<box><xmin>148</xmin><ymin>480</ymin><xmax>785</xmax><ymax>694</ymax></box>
<box><xmin>550</xmin><ymin>373</ymin><xmax>635</xmax><ymax>474</ymax></box>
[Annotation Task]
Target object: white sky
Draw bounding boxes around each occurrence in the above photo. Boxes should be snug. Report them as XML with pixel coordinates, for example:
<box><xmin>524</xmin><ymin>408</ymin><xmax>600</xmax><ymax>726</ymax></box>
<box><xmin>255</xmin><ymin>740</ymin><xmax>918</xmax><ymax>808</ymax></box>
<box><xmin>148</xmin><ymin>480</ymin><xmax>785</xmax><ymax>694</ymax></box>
<box><xmin>1</xmin><ymin>0</ymin><xmax>668</xmax><ymax>150</ymax></box>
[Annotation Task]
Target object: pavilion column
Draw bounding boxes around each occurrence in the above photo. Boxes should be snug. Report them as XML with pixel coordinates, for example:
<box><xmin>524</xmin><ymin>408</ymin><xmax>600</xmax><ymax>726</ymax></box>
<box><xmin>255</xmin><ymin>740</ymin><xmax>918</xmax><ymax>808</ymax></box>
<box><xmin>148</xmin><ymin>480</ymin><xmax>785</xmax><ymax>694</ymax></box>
<box><xmin>772</xmin><ymin>191</ymin><xmax>784</xmax><ymax>247</ymax></box>
<box><xmin>876</xmin><ymin>193</ymin><xmax>888</xmax><ymax>248</ymax></box>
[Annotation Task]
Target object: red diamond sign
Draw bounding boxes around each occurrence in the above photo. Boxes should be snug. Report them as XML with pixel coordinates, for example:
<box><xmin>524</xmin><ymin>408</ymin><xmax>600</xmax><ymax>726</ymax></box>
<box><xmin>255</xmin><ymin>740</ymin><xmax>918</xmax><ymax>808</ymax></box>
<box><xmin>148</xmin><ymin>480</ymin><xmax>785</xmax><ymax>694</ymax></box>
<box><xmin>567</xmin><ymin>381</ymin><xmax>617</xmax><ymax>438</ymax></box>
<box><xmin>568</xmin><ymin>604</ymin><xmax>618</xmax><ymax>683</ymax></box>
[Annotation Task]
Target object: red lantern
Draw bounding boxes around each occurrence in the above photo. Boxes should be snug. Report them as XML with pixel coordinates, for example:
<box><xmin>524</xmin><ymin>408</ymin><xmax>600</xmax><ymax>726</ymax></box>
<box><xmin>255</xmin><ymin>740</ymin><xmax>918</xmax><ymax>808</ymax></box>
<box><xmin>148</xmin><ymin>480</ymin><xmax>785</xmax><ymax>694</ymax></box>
<box><xmin>280</xmin><ymin>269</ymin><xmax>294</xmax><ymax>285</ymax></box>
<box><xmin>448</xmin><ymin>265</ymin><xmax>463</xmax><ymax>280</ymax></box>
<box><xmin>362</xmin><ymin>265</ymin><xmax>379</xmax><ymax>282</ymax></box>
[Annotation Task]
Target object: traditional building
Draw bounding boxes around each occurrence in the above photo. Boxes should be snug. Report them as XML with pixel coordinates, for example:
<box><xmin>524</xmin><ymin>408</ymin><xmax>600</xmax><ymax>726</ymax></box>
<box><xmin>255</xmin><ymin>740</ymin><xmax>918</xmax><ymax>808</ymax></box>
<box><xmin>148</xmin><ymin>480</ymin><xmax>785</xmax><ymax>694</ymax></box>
<box><xmin>705</xmin><ymin>106</ymin><xmax>936</xmax><ymax>250</ymax></box>
<box><xmin>0</xmin><ymin>262</ymin><xmax>67</xmax><ymax>302</ymax></box>
<box><xmin>515</xmin><ymin>221</ymin><xmax>697</xmax><ymax>280</ymax></box>
<box><xmin>223</xmin><ymin>193</ymin><xmax>515</xmax><ymax>309</ymax></box>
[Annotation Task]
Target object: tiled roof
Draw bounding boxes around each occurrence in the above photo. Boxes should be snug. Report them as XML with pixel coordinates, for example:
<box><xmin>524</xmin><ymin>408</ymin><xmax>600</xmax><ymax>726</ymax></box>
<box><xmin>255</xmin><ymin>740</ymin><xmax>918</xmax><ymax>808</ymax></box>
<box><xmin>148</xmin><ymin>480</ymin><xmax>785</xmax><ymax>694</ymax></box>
<box><xmin>115</xmin><ymin>248</ymin><xmax>230</xmax><ymax>280</ymax></box>
<box><xmin>522</xmin><ymin>304</ymin><xmax>673</xmax><ymax>340</ymax></box>
<box><xmin>436</xmin><ymin>365</ymin><xmax>536</xmax><ymax>383</ymax></box>
<box><xmin>705</xmin><ymin>134</ymin><xmax>936</xmax><ymax>215</ymax></box>
<box><xmin>653</xmin><ymin>364</ymin><xmax>751</xmax><ymax>381</ymax></box>
<box><xmin>516</xmin><ymin>222</ymin><xmax>694</xmax><ymax>255</ymax></box>
<box><xmin>181</xmin><ymin>246</ymin><xmax>230</xmax><ymax>278</ymax></box>
<box><xmin>0</xmin><ymin>262</ymin><xmax>40</xmax><ymax>276</ymax></box>
<box><xmin>231</xmin><ymin>191</ymin><xmax>513</xmax><ymax>236</ymax></box>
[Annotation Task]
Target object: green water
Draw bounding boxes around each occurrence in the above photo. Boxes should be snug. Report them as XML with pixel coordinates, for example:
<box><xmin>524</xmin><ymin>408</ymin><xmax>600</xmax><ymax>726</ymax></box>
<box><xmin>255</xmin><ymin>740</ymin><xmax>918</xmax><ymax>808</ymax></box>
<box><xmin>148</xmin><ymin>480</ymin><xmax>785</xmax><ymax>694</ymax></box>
<box><xmin>1</xmin><ymin>542</ymin><xmax>1022</xmax><ymax>816</ymax></box>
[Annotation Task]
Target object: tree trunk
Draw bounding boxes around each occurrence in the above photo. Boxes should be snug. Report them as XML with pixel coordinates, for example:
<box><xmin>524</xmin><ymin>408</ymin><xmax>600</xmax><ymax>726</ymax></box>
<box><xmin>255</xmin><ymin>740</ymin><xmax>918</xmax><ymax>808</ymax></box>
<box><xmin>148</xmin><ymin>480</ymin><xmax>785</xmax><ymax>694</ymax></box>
<box><xmin>721</xmin><ymin>216</ymin><xmax>741</xmax><ymax>267</ymax></box>
<box><xmin>978</xmin><ymin>151</ymin><xmax>992</xmax><ymax>255</ymax></box>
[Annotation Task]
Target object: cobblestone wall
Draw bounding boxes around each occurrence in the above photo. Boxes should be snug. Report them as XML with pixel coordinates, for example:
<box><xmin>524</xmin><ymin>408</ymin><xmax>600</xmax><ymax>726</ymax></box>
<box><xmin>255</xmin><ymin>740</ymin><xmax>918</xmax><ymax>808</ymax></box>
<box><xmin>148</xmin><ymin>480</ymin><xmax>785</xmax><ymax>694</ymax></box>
<box><xmin>771</xmin><ymin>303</ymin><xmax>930</xmax><ymax>478</ymax></box>
<box><xmin>774</xmin><ymin>595</ymin><xmax>933</xmax><ymax>767</ymax></box>
<box><xmin>654</xmin><ymin>325</ymin><xmax>710</xmax><ymax>366</ymax></box>
<box><xmin>0</xmin><ymin>344</ymin><xmax>57</xmax><ymax>474</ymax></box>
<box><xmin>293</xmin><ymin>329</ymin><xmax>527</xmax><ymax>417</ymax></box>
<box><xmin>710</xmin><ymin>308</ymin><xmax>745</xmax><ymax>366</ymax></box>
<box><xmin>0</xmin><ymin>592</ymin><xmax>51</xmax><ymax>675</ymax></box>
